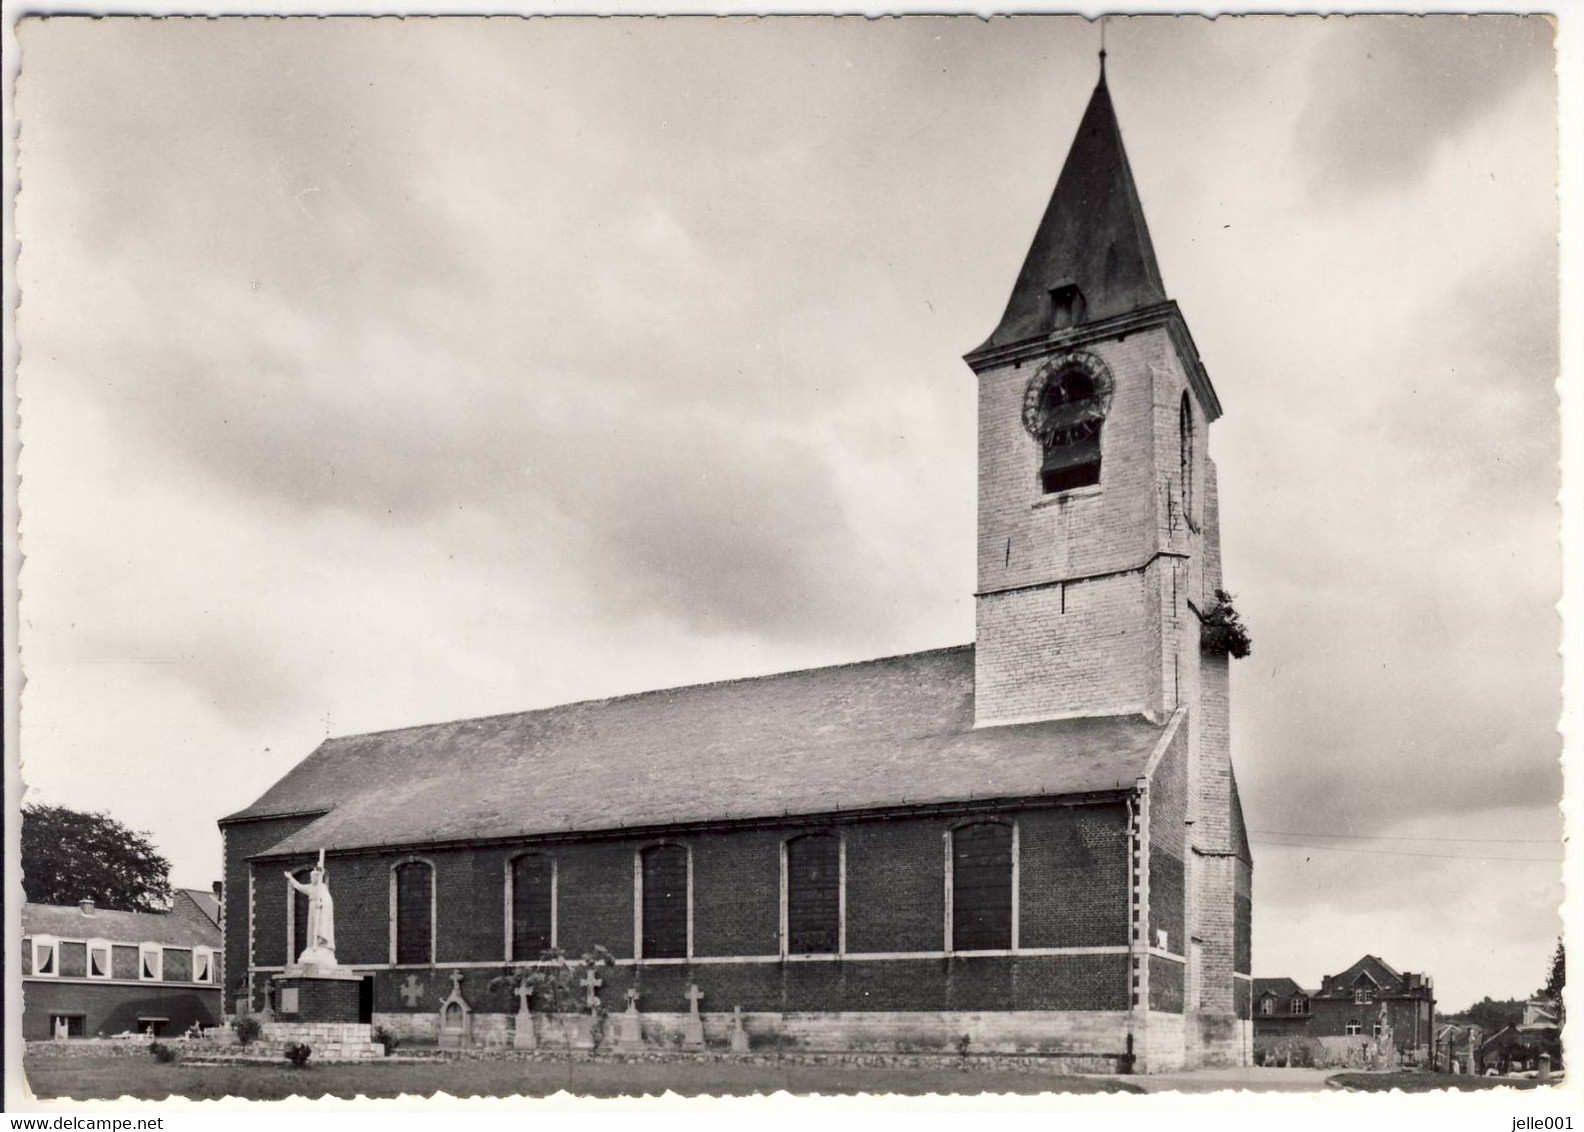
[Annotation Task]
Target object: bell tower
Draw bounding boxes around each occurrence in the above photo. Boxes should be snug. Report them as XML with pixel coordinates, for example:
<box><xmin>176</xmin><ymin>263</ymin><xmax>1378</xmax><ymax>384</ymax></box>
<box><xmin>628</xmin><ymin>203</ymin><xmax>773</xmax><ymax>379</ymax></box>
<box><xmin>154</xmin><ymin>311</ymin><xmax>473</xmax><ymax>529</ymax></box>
<box><xmin>966</xmin><ymin>60</ymin><xmax>1224</xmax><ymax>731</ymax></box>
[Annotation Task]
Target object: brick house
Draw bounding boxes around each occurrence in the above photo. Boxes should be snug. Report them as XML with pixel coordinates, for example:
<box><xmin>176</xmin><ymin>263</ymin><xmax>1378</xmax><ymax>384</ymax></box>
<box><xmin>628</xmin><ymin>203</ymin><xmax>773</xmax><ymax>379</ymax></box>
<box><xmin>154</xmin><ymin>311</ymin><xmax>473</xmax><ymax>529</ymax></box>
<box><xmin>221</xmin><ymin>61</ymin><xmax>1253</xmax><ymax>1073</ymax></box>
<box><xmin>1254</xmin><ymin>956</ymin><xmax>1434</xmax><ymax>1063</ymax></box>
<box><xmin>21</xmin><ymin>892</ymin><xmax>223</xmax><ymax>1040</ymax></box>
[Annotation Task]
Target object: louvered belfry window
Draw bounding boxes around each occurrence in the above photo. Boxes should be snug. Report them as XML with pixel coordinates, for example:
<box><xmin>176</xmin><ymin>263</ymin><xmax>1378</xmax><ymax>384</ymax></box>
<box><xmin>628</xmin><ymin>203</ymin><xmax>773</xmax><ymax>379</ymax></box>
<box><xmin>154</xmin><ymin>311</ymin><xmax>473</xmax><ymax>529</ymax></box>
<box><xmin>786</xmin><ymin>833</ymin><xmax>840</xmax><ymax>954</ymax></box>
<box><xmin>641</xmin><ymin>844</ymin><xmax>688</xmax><ymax>959</ymax></box>
<box><xmin>952</xmin><ymin>822</ymin><xmax>1013</xmax><ymax>951</ymax></box>
<box><xmin>511</xmin><ymin>853</ymin><xmax>554</xmax><ymax>960</ymax></box>
<box><xmin>395</xmin><ymin>861</ymin><xmax>433</xmax><ymax>965</ymax></box>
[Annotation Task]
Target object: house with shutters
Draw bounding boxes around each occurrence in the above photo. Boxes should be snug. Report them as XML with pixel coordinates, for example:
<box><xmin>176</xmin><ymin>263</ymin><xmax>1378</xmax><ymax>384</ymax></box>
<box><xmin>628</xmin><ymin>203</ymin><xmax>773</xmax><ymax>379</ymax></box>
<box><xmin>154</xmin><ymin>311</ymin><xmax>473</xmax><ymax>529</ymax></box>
<box><xmin>21</xmin><ymin>892</ymin><xmax>223</xmax><ymax>1040</ymax></box>
<box><xmin>220</xmin><ymin>56</ymin><xmax>1254</xmax><ymax>1073</ymax></box>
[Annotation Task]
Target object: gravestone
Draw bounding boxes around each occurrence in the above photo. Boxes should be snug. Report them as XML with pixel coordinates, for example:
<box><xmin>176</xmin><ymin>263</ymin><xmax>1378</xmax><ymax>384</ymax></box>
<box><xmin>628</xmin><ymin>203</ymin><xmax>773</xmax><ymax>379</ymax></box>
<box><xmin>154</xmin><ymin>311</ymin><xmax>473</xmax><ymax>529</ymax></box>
<box><xmin>728</xmin><ymin>1005</ymin><xmax>750</xmax><ymax>1055</ymax></box>
<box><xmin>513</xmin><ymin>983</ymin><xmax>537</xmax><ymax>1050</ymax></box>
<box><xmin>564</xmin><ymin>968</ymin><xmax>603</xmax><ymax>1050</ymax></box>
<box><xmin>681</xmin><ymin>984</ymin><xmax>706</xmax><ymax>1051</ymax></box>
<box><xmin>614</xmin><ymin>987</ymin><xmax>644</xmax><ymax>1052</ymax></box>
<box><xmin>437</xmin><ymin>970</ymin><xmax>473</xmax><ymax>1049</ymax></box>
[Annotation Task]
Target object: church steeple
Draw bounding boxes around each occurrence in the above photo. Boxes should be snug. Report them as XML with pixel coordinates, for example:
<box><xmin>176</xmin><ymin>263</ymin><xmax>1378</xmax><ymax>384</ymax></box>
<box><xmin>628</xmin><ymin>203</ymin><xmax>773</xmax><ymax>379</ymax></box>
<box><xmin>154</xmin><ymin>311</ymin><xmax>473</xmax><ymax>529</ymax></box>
<box><xmin>972</xmin><ymin>65</ymin><xmax>1167</xmax><ymax>356</ymax></box>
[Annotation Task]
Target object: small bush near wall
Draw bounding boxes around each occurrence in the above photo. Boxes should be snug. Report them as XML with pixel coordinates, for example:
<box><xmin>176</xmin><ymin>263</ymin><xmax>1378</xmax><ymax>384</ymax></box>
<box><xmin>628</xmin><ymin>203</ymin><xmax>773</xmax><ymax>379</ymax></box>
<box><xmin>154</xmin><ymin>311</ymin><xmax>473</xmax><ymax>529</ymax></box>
<box><xmin>148</xmin><ymin>1042</ymin><xmax>179</xmax><ymax>1064</ymax></box>
<box><xmin>283</xmin><ymin>1042</ymin><xmax>312</xmax><ymax>1068</ymax></box>
<box><xmin>231</xmin><ymin>1016</ymin><xmax>262</xmax><ymax>1046</ymax></box>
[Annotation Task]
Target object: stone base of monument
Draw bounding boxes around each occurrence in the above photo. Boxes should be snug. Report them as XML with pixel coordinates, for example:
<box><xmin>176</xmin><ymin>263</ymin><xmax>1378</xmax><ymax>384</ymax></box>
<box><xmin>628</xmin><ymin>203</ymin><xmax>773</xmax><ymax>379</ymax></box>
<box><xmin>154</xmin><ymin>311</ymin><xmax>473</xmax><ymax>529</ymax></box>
<box><xmin>275</xmin><ymin>967</ymin><xmax>363</xmax><ymax>1023</ymax></box>
<box><xmin>260</xmin><ymin>1021</ymin><xmax>385</xmax><ymax>1061</ymax></box>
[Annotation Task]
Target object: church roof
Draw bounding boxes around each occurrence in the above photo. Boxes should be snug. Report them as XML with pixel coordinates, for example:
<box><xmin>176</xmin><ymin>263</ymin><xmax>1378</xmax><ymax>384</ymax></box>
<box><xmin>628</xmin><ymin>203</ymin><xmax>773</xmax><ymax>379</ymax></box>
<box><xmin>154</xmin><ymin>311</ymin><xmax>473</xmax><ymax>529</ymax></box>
<box><xmin>972</xmin><ymin>68</ymin><xmax>1168</xmax><ymax>356</ymax></box>
<box><xmin>227</xmin><ymin>645</ymin><xmax>1169</xmax><ymax>857</ymax></box>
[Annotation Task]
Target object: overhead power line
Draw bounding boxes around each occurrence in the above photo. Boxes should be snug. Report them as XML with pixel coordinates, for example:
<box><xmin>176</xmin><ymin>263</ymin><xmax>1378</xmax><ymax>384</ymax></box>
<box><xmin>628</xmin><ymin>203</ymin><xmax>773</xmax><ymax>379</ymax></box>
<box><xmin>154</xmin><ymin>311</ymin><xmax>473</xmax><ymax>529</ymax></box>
<box><xmin>1248</xmin><ymin>828</ymin><xmax>1558</xmax><ymax>845</ymax></box>
<box><xmin>1248</xmin><ymin>839</ymin><xmax>1562</xmax><ymax>863</ymax></box>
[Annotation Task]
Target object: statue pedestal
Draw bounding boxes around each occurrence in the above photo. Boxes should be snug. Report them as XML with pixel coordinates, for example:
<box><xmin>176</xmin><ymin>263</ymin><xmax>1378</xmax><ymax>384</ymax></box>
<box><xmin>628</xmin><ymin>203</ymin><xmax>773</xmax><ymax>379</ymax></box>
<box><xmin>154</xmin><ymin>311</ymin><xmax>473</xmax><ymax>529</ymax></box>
<box><xmin>276</xmin><ymin>966</ymin><xmax>363</xmax><ymax>1023</ymax></box>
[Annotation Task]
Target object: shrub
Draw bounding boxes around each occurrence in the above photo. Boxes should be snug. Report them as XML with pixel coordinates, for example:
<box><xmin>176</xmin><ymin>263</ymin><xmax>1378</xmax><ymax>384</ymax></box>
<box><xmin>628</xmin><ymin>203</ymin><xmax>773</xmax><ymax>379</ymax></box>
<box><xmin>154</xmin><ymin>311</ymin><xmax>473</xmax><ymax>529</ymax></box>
<box><xmin>283</xmin><ymin>1041</ymin><xmax>313</xmax><ymax>1068</ymax></box>
<box><xmin>955</xmin><ymin>1034</ymin><xmax>972</xmax><ymax>1058</ymax></box>
<box><xmin>149</xmin><ymin>1041</ymin><xmax>179</xmax><ymax>1064</ymax></box>
<box><xmin>231</xmin><ymin>1014</ymin><xmax>262</xmax><ymax>1046</ymax></box>
<box><xmin>372</xmin><ymin>1025</ymin><xmax>399</xmax><ymax>1054</ymax></box>
<box><xmin>1199</xmin><ymin>589</ymin><xmax>1253</xmax><ymax>659</ymax></box>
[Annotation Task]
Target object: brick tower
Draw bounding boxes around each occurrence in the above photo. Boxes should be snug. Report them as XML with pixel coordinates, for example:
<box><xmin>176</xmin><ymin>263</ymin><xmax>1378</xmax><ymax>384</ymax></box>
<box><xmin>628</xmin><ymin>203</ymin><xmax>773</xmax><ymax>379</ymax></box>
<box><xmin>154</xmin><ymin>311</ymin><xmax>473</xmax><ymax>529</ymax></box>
<box><xmin>965</xmin><ymin>59</ymin><xmax>1251</xmax><ymax>1065</ymax></box>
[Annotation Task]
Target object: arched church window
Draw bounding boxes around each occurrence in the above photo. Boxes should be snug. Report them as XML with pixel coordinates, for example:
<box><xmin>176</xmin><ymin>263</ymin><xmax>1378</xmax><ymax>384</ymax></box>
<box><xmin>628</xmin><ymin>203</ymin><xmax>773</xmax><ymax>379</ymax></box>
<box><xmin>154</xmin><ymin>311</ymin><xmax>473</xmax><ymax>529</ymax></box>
<box><xmin>1179</xmin><ymin>391</ymin><xmax>1195</xmax><ymax>520</ymax></box>
<box><xmin>639</xmin><ymin>844</ymin><xmax>689</xmax><ymax>960</ymax></box>
<box><xmin>1021</xmin><ymin>353</ymin><xmax>1112</xmax><ymax>495</ymax></box>
<box><xmin>784</xmin><ymin>833</ymin><xmax>841</xmax><ymax>955</ymax></box>
<box><xmin>950</xmin><ymin>820</ymin><xmax>1014</xmax><ymax>951</ymax></box>
<box><xmin>393</xmin><ymin>860</ymin><xmax>434</xmax><ymax>965</ymax></box>
<box><xmin>508</xmin><ymin>852</ymin><xmax>555</xmax><ymax>961</ymax></box>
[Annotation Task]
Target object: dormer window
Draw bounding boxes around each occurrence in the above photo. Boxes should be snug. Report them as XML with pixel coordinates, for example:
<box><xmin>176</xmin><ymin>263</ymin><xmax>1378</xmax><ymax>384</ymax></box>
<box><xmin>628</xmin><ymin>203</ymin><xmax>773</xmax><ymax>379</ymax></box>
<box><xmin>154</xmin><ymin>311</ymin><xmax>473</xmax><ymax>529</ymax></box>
<box><xmin>139</xmin><ymin>943</ymin><xmax>163</xmax><ymax>981</ymax></box>
<box><xmin>1048</xmin><ymin>281</ymin><xmax>1086</xmax><ymax>331</ymax></box>
<box><xmin>88</xmin><ymin>939</ymin><xmax>112</xmax><ymax>980</ymax></box>
<box><xmin>32</xmin><ymin>935</ymin><xmax>57</xmax><ymax>977</ymax></box>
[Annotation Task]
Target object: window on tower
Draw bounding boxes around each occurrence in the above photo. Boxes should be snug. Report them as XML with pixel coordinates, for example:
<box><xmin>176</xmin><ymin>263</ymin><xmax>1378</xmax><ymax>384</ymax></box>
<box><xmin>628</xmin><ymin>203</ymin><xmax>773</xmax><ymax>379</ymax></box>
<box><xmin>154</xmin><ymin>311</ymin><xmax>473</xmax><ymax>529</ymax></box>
<box><xmin>1038</xmin><ymin>369</ymin><xmax>1103</xmax><ymax>493</ymax></box>
<box><xmin>1022</xmin><ymin>353</ymin><xmax>1113</xmax><ymax>497</ymax></box>
<box><xmin>1179</xmin><ymin>391</ymin><xmax>1195</xmax><ymax>521</ymax></box>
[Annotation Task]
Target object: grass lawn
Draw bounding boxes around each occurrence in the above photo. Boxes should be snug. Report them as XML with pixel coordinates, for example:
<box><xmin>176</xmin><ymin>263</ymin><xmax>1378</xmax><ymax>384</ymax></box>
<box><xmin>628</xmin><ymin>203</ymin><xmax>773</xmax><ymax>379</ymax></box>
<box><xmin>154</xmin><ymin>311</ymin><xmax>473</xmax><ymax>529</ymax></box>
<box><xmin>23</xmin><ymin>1050</ymin><xmax>1141</xmax><ymax>1101</ymax></box>
<box><xmin>1330</xmin><ymin>1071</ymin><xmax>1549</xmax><ymax>1093</ymax></box>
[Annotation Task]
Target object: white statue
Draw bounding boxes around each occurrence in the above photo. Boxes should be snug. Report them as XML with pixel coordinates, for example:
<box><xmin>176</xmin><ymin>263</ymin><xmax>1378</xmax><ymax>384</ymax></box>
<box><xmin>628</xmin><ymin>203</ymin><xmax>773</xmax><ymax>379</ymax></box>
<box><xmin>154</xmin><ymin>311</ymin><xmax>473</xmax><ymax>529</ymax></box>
<box><xmin>284</xmin><ymin>849</ymin><xmax>337</xmax><ymax>967</ymax></box>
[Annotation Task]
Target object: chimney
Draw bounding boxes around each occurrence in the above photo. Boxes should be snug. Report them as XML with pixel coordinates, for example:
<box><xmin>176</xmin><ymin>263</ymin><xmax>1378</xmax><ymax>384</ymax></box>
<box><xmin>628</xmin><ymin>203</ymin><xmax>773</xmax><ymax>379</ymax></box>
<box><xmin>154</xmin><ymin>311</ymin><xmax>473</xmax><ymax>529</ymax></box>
<box><xmin>212</xmin><ymin>881</ymin><xmax>223</xmax><ymax>899</ymax></box>
<box><xmin>79</xmin><ymin>898</ymin><xmax>95</xmax><ymax>916</ymax></box>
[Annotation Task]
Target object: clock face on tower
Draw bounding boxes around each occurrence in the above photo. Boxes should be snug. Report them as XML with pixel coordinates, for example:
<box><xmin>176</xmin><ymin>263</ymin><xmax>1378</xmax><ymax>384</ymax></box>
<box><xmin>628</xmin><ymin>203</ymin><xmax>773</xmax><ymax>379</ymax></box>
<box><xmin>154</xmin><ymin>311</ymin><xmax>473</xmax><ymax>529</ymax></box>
<box><xmin>1020</xmin><ymin>351</ymin><xmax>1113</xmax><ymax>448</ymax></box>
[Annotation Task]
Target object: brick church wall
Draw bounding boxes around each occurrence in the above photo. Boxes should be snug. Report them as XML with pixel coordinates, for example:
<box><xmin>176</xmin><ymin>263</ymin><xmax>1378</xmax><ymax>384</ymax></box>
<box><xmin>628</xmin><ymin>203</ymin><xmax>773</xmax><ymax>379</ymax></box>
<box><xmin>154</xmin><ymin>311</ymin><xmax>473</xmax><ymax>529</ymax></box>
<box><xmin>239</xmin><ymin>800</ymin><xmax>1133</xmax><ymax>1021</ymax></box>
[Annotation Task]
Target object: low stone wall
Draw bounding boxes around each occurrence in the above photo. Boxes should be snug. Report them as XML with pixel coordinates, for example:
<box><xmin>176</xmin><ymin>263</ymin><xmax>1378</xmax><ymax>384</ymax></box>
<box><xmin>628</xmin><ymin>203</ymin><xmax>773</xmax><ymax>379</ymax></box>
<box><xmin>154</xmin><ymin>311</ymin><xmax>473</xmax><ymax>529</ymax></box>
<box><xmin>373</xmin><ymin>1009</ymin><xmax>1134</xmax><ymax>1071</ymax></box>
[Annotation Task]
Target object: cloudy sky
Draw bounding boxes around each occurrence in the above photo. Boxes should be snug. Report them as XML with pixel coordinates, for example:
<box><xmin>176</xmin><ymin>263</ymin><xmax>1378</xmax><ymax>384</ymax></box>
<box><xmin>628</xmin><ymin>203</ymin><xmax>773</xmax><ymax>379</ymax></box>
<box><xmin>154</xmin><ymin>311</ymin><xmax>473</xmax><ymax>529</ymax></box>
<box><xmin>15</xmin><ymin>15</ymin><xmax>1564</xmax><ymax>1011</ymax></box>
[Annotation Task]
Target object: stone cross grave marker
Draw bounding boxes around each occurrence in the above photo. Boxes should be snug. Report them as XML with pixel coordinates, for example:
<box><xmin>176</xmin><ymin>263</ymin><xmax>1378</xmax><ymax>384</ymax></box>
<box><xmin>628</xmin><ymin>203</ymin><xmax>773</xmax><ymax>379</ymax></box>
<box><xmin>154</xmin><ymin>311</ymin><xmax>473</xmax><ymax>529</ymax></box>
<box><xmin>515</xmin><ymin>983</ymin><xmax>533</xmax><ymax>1014</ymax></box>
<box><xmin>580</xmin><ymin>968</ymin><xmax>603</xmax><ymax>1011</ymax></box>
<box><xmin>614</xmin><ymin>985</ymin><xmax>645</xmax><ymax>1051</ymax></box>
<box><xmin>400</xmin><ymin>974</ymin><xmax>426</xmax><ymax>1007</ymax></box>
<box><xmin>681</xmin><ymin>984</ymin><xmax>706</xmax><ymax>1051</ymax></box>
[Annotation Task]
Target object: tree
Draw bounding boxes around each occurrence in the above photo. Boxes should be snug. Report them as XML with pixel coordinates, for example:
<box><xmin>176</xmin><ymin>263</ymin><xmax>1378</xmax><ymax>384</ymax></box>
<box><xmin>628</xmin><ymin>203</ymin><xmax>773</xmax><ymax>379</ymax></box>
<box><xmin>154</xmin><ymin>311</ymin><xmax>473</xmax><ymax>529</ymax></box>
<box><xmin>21</xmin><ymin>804</ymin><xmax>172</xmax><ymax>912</ymax></box>
<box><xmin>1541</xmin><ymin>938</ymin><xmax>1564</xmax><ymax>1000</ymax></box>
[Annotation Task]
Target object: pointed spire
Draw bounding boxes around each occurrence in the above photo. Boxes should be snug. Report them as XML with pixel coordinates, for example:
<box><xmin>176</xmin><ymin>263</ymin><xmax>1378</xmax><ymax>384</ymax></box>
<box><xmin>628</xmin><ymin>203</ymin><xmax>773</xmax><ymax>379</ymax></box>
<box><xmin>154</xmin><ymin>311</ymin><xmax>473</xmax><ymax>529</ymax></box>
<box><xmin>971</xmin><ymin>64</ymin><xmax>1168</xmax><ymax>357</ymax></box>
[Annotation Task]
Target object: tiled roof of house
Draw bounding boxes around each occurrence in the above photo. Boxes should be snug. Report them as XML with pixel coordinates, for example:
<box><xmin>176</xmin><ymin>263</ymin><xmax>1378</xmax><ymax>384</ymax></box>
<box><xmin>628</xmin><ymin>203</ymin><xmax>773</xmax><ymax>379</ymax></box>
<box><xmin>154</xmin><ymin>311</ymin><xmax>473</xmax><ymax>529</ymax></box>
<box><xmin>1253</xmin><ymin>977</ymin><xmax>1306</xmax><ymax>999</ymax></box>
<box><xmin>175</xmin><ymin>888</ymin><xmax>221</xmax><ymax>928</ymax></box>
<box><xmin>22</xmin><ymin>901</ymin><xmax>220</xmax><ymax>949</ymax></box>
<box><xmin>226</xmin><ymin>645</ymin><xmax>1170</xmax><ymax>857</ymax></box>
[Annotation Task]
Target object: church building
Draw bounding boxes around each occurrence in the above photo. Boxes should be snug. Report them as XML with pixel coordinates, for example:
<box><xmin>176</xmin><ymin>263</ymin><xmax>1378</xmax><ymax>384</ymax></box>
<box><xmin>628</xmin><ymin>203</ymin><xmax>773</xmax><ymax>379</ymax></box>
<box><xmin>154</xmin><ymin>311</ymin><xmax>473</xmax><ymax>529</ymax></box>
<box><xmin>220</xmin><ymin>60</ymin><xmax>1253</xmax><ymax>1073</ymax></box>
